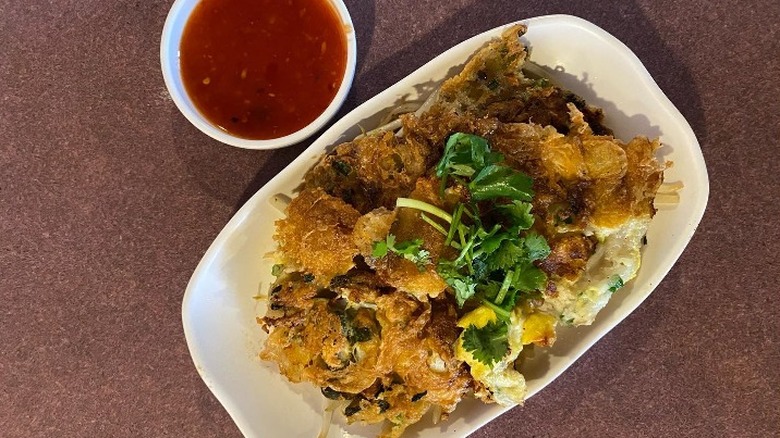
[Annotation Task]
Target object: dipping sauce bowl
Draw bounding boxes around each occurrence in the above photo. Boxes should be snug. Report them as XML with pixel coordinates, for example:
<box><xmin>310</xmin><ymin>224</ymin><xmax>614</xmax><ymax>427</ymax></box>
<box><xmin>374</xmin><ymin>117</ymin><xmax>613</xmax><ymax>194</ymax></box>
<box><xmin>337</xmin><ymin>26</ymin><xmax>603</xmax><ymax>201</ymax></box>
<box><xmin>161</xmin><ymin>0</ymin><xmax>356</xmax><ymax>149</ymax></box>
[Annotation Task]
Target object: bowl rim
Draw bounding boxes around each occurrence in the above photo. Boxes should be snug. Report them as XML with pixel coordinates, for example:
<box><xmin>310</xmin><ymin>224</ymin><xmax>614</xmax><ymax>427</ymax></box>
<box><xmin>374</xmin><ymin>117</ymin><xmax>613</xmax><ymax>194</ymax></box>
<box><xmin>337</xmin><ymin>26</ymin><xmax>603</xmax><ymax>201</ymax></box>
<box><xmin>159</xmin><ymin>0</ymin><xmax>357</xmax><ymax>149</ymax></box>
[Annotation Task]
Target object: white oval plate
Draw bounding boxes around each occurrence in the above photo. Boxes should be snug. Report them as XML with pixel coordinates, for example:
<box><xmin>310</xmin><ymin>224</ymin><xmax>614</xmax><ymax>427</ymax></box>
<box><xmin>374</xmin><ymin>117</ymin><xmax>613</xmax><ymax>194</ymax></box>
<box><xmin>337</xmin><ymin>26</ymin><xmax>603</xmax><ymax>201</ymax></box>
<box><xmin>183</xmin><ymin>14</ymin><xmax>708</xmax><ymax>438</ymax></box>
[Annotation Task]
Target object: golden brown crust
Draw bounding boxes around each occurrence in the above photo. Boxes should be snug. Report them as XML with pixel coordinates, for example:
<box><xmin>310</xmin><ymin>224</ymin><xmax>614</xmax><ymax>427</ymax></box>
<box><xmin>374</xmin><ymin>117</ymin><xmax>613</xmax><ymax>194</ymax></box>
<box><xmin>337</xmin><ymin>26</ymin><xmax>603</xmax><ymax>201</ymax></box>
<box><xmin>274</xmin><ymin>187</ymin><xmax>361</xmax><ymax>284</ymax></box>
<box><xmin>436</xmin><ymin>25</ymin><xmax>530</xmax><ymax>114</ymax></box>
<box><xmin>261</xmin><ymin>24</ymin><xmax>666</xmax><ymax>437</ymax></box>
<box><xmin>537</xmin><ymin>234</ymin><xmax>597</xmax><ymax>280</ymax></box>
<box><xmin>304</xmin><ymin>131</ymin><xmax>435</xmax><ymax>214</ymax></box>
<box><xmin>370</xmin><ymin>178</ymin><xmax>457</xmax><ymax>300</ymax></box>
<box><xmin>261</xmin><ymin>275</ymin><xmax>470</xmax><ymax>437</ymax></box>
<box><xmin>353</xmin><ymin>208</ymin><xmax>397</xmax><ymax>258</ymax></box>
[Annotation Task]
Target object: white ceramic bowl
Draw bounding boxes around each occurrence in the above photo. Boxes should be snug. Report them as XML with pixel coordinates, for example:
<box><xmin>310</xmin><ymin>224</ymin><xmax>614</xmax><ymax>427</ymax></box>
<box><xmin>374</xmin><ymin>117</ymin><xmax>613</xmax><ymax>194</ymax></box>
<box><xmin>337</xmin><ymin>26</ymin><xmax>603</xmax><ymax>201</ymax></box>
<box><xmin>160</xmin><ymin>0</ymin><xmax>357</xmax><ymax>149</ymax></box>
<box><xmin>183</xmin><ymin>15</ymin><xmax>709</xmax><ymax>438</ymax></box>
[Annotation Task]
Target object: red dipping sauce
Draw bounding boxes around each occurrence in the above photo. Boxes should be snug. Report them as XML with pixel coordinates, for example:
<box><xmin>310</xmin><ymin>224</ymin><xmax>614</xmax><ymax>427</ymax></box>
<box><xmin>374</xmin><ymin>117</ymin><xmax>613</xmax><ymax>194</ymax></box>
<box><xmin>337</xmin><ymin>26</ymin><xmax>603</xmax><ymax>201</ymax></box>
<box><xmin>180</xmin><ymin>0</ymin><xmax>348</xmax><ymax>140</ymax></box>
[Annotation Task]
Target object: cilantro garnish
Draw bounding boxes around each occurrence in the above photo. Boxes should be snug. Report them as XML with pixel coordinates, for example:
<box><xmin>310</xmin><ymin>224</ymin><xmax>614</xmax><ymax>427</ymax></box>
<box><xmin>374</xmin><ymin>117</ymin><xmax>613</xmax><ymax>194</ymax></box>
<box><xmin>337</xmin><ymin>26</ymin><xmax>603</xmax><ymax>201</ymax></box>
<box><xmin>436</xmin><ymin>133</ymin><xmax>534</xmax><ymax>202</ymax></box>
<box><xmin>397</xmin><ymin>133</ymin><xmax>555</xmax><ymax>366</ymax></box>
<box><xmin>523</xmin><ymin>232</ymin><xmax>551</xmax><ymax>261</ymax></box>
<box><xmin>462</xmin><ymin>321</ymin><xmax>509</xmax><ymax>366</ymax></box>
<box><xmin>438</xmin><ymin>267</ymin><xmax>477</xmax><ymax>307</ymax></box>
<box><xmin>469</xmin><ymin>164</ymin><xmax>534</xmax><ymax>201</ymax></box>
<box><xmin>495</xmin><ymin>200</ymin><xmax>535</xmax><ymax>230</ymax></box>
<box><xmin>436</xmin><ymin>133</ymin><xmax>503</xmax><ymax>190</ymax></box>
<box><xmin>510</xmin><ymin>263</ymin><xmax>547</xmax><ymax>292</ymax></box>
<box><xmin>400</xmin><ymin>133</ymin><xmax>549</xmax><ymax>308</ymax></box>
<box><xmin>484</xmin><ymin>239</ymin><xmax>525</xmax><ymax>272</ymax></box>
<box><xmin>372</xmin><ymin>234</ymin><xmax>431</xmax><ymax>270</ymax></box>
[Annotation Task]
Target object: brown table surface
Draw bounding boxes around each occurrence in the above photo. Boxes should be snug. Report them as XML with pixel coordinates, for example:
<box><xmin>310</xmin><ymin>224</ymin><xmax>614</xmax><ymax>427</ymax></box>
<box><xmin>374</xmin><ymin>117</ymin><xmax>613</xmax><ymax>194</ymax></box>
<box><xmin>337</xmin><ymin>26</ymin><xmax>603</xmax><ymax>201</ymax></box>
<box><xmin>3</xmin><ymin>0</ymin><xmax>779</xmax><ymax>437</ymax></box>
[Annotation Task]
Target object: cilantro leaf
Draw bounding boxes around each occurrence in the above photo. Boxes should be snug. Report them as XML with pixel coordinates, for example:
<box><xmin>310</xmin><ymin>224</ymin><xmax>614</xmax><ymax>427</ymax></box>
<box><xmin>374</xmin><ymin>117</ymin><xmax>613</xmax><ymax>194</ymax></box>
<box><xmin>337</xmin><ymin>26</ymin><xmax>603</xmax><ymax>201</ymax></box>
<box><xmin>394</xmin><ymin>239</ymin><xmax>431</xmax><ymax>267</ymax></box>
<box><xmin>523</xmin><ymin>232</ymin><xmax>551</xmax><ymax>261</ymax></box>
<box><xmin>436</xmin><ymin>134</ymin><xmax>480</xmax><ymax>180</ymax></box>
<box><xmin>372</xmin><ymin>240</ymin><xmax>389</xmax><ymax>258</ymax></box>
<box><xmin>372</xmin><ymin>234</ymin><xmax>430</xmax><ymax>270</ymax></box>
<box><xmin>437</xmin><ymin>133</ymin><xmax>504</xmax><ymax>190</ymax></box>
<box><xmin>439</xmin><ymin>261</ymin><xmax>477</xmax><ymax>306</ymax></box>
<box><xmin>476</xmin><ymin>230</ymin><xmax>510</xmax><ymax>256</ymax></box>
<box><xmin>478</xmin><ymin>280</ymin><xmax>503</xmax><ymax>301</ymax></box>
<box><xmin>449</xmin><ymin>277</ymin><xmax>477</xmax><ymax>307</ymax></box>
<box><xmin>437</xmin><ymin>134</ymin><xmax>499</xmax><ymax>175</ymax></box>
<box><xmin>511</xmin><ymin>263</ymin><xmax>548</xmax><ymax>292</ymax></box>
<box><xmin>469</xmin><ymin>165</ymin><xmax>534</xmax><ymax>201</ymax></box>
<box><xmin>436</xmin><ymin>133</ymin><xmax>533</xmax><ymax>202</ymax></box>
<box><xmin>484</xmin><ymin>239</ymin><xmax>525</xmax><ymax>272</ymax></box>
<box><xmin>495</xmin><ymin>200</ymin><xmax>535</xmax><ymax>231</ymax></box>
<box><xmin>462</xmin><ymin>321</ymin><xmax>509</xmax><ymax>366</ymax></box>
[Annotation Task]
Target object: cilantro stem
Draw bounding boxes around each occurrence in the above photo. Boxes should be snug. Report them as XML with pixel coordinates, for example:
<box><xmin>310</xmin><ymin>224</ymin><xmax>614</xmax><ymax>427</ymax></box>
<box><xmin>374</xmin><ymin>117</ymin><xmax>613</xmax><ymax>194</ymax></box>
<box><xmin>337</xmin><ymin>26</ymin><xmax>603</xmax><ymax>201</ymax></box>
<box><xmin>396</xmin><ymin>198</ymin><xmax>453</xmax><ymax>223</ymax></box>
<box><xmin>420</xmin><ymin>213</ymin><xmax>448</xmax><ymax>236</ymax></box>
<box><xmin>470</xmin><ymin>224</ymin><xmax>500</xmax><ymax>260</ymax></box>
<box><xmin>396</xmin><ymin>198</ymin><xmax>470</xmax><ymax>244</ymax></box>
<box><xmin>445</xmin><ymin>204</ymin><xmax>464</xmax><ymax>246</ymax></box>
<box><xmin>467</xmin><ymin>202</ymin><xmax>483</xmax><ymax>228</ymax></box>
<box><xmin>462</xmin><ymin>206</ymin><xmax>478</xmax><ymax>221</ymax></box>
<box><xmin>454</xmin><ymin>234</ymin><xmax>477</xmax><ymax>265</ymax></box>
<box><xmin>458</xmin><ymin>225</ymin><xmax>467</xmax><ymax>248</ymax></box>
<box><xmin>495</xmin><ymin>269</ymin><xmax>514</xmax><ymax>305</ymax></box>
<box><xmin>481</xmin><ymin>299</ymin><xmax>512</xmax><ymax>320</ymax></box>
<box><xmin>464</xmin><ymin>253</ymin><xmax>475</xmax><ymax>276</ymax></box>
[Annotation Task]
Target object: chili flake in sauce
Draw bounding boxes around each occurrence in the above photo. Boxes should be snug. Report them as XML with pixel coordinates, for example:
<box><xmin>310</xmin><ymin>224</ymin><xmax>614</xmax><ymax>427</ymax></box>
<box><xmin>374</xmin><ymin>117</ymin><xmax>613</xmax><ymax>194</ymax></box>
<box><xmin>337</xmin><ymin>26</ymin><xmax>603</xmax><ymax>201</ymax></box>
<box><xmin>180</xmin><ymin>0</ymin><xmax>348</xmax><ymax>140</ymax></box>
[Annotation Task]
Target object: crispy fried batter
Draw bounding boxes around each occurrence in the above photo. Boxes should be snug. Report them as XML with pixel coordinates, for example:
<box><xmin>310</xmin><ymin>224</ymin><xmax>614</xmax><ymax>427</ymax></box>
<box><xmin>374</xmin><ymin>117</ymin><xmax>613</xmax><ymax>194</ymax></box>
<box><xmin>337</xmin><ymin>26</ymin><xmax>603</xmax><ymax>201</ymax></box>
<box><xmin>436</xmin><ymin>25</ymin><xmax>530</xmax><ymax>114</ymax></box>
<box><xmin>262</xmin><ymin>23</ymin><xmax>666</xmax><ymax>437</ymax></box>
<box><xmin>348</xmin><ymin>294</ymin><xmax>471</xmax><ymax>437</ymax></box>
<box><xmin>274</xmin><ymin>187</ymin><xmax>361</xmax><ymax>284</ymax></box>
<box><xmin>261</xmin><ymin>298</ymin><xmax>356</xmax><ymax>382</ymax></box>
<box><xmin>261</xmin><ymin>274</ymin><xmax>469</xmax><ymax>438</ymax></box>
<box><xmin>353</xmin><ymin>208</ymin><xmax>397</xmax><ymax>258</ymax></box>
<box><xmin>625</xmin><ymin>136</ymin><xmax>666</xmax><ymax>217</ymax></box>
<box><xmin>486</xmin><ymin>104</ymin><xmax>664</xmax><ymax>232</ymax></box>
<box><xmin>370</xmin><ymin>178</ymin><xmax>459</xmax><ymax>300</ymax></box>
<box><xmin>434</xmin><ymin>24</ymin><xmax>610</xmax><ymax>135</ymax></box>
<box><xmin>304</xmin><ymin>131</ymin><xmax>435</xmax><ymax>214</ymax></box>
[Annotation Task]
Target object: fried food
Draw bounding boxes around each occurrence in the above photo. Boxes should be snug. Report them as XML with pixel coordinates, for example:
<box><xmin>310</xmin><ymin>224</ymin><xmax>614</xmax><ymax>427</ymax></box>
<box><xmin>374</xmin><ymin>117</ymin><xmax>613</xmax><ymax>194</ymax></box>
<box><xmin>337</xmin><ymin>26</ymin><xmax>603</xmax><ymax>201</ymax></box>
<box><xmin>304</xmin><ymin>130</ymin><xmax>436</xmax><ymax>214</ymax></box>
<box><xmin>274</xmin><ymin>187</ymin><xmax>362</xmax><ymax>284</ymax></box>
<box><xmin>260</xmin><ymin>23</ymin><xmax>666</xmax><ymax>437</ymax></box>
